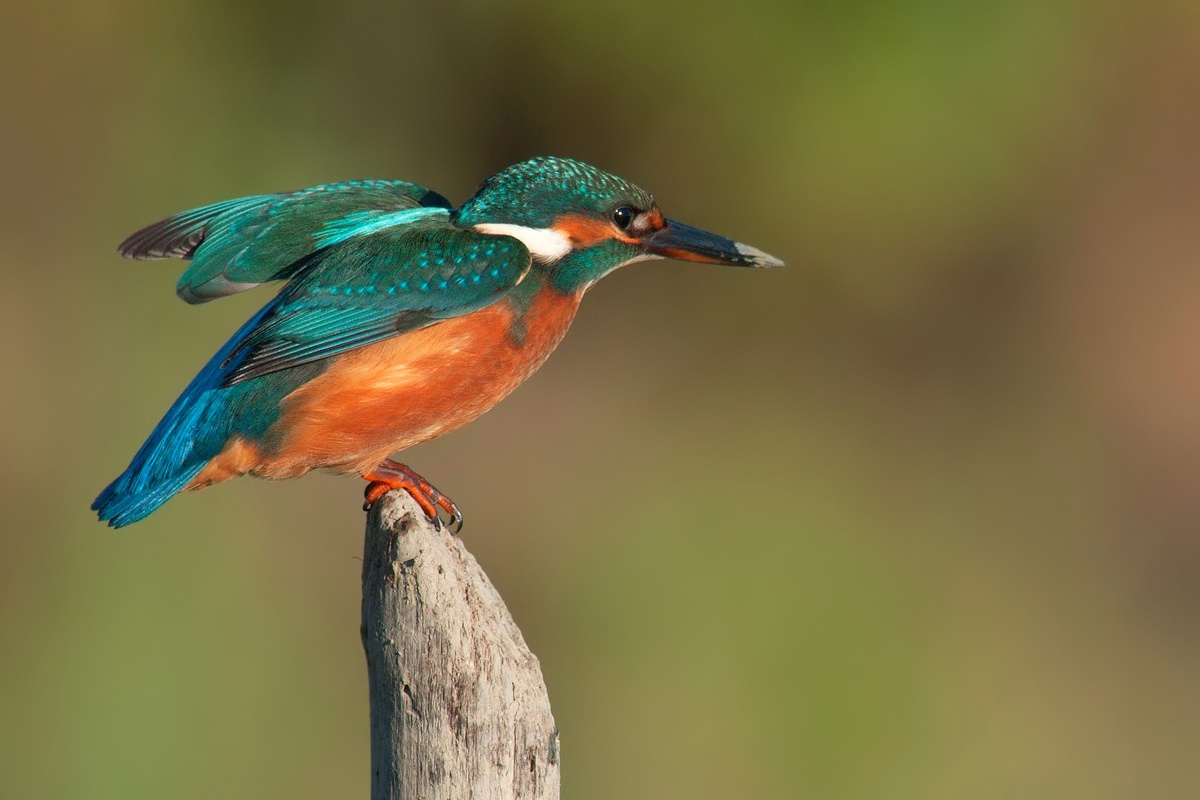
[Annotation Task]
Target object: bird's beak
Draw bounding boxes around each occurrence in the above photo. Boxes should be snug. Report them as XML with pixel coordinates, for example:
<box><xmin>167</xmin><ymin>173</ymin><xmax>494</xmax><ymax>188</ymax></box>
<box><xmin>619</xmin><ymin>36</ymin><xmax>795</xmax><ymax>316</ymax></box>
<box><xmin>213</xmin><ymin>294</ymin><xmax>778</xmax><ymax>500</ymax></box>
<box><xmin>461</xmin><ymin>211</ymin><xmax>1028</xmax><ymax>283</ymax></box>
<box><xmin>640</xmin><ymin>219</ymin><xmax>784</xmax><ymax>268</ymax></box>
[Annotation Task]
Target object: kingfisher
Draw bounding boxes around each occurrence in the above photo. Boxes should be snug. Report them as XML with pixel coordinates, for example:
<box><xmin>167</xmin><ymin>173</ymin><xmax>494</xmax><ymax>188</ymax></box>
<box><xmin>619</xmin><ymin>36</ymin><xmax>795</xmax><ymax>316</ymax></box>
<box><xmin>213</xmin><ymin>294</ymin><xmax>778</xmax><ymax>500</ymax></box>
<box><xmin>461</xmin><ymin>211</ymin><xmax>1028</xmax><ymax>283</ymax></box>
<box><xmin>92</xmin><ymin>157</ymin><xmax>782</xmax><ymax>530</ymax></box>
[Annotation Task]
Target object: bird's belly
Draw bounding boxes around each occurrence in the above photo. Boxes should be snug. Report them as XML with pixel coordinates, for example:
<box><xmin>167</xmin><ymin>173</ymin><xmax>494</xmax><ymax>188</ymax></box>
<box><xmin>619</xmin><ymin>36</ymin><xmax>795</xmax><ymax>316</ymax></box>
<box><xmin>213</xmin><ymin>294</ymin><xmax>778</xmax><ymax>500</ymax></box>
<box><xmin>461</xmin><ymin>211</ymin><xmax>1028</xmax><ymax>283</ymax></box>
<box><xmin>251</xmin><ymin>286</ymin><xmax>581</xmax><ymax>477</ymax></box>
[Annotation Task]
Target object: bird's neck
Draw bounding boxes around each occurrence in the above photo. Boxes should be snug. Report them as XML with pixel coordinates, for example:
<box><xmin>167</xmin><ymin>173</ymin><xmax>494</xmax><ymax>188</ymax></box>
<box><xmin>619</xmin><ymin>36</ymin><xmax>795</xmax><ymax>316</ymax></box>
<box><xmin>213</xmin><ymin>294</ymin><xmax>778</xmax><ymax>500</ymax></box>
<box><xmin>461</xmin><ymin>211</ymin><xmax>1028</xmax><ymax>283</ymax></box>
<box><xmin>502</xmin><ymin>268</ymin><xmax>583</xmax><ymax>350</ymax></box>
<box><xmin>459</xmin><ymin>215</ymin><xmax>639</xmax><ymax>294</ymax></box>
<box><xmin>543</xmin><ymin>239</ymin><xmax>640</xmax><ymax>294</ymax></box>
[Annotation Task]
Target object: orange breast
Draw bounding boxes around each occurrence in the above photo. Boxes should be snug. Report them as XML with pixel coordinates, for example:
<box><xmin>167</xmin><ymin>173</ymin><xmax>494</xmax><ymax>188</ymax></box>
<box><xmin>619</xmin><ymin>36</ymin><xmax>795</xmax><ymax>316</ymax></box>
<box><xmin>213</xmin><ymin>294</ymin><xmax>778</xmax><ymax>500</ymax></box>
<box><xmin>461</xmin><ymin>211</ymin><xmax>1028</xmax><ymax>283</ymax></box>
<box><xmin>194</xmin><ymin>283</ymin><xmax>583</xmax><ymax>485</ymax></box>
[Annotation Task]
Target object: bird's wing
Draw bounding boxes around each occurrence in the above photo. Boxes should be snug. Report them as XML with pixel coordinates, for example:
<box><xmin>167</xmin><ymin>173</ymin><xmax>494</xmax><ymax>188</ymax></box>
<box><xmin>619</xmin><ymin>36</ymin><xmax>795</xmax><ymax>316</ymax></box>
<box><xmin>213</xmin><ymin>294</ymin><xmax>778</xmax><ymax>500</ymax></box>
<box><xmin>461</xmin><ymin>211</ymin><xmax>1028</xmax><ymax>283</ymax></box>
<box><xmin>219</xmin><ymin>222</ymin><xmax>532</xmax><ymax>385</ymax></box>
<box><xmin>118</xmin><ymin>180</ymin><xmax>454</xmax><ymax>303</ymax></box>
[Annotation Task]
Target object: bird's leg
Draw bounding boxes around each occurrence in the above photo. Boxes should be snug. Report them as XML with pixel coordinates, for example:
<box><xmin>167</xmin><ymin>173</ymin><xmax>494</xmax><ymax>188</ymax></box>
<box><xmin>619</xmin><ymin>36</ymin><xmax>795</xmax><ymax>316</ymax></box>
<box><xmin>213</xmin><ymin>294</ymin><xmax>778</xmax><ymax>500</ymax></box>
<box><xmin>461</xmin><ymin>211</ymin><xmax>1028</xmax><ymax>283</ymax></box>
<box><xmin>361</xmin><ymin>460</ymin><xmax>463</xmax><ymax>534</ymax></box>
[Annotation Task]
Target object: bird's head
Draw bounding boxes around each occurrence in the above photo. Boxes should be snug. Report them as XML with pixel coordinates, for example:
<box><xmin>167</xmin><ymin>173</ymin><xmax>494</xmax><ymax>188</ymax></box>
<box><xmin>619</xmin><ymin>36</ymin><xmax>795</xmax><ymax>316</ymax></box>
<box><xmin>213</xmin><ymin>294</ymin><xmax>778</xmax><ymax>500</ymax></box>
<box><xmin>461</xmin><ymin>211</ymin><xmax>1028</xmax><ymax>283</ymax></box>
<box><xmin>455</xmin><ymin>156</ymin><xmax>783</xmax><ymax>292</ymax></box>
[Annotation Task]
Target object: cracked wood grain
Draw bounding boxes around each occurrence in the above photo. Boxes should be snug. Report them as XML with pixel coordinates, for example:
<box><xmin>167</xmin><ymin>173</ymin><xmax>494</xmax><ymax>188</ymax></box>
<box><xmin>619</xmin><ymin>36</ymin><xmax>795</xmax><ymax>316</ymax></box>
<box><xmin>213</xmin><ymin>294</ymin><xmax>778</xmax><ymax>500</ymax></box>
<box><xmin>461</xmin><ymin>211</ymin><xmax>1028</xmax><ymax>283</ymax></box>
<box><xmin>361</xmin><ymin>491</ymin><xmax>560</xmax><ymax>800</ymax></box>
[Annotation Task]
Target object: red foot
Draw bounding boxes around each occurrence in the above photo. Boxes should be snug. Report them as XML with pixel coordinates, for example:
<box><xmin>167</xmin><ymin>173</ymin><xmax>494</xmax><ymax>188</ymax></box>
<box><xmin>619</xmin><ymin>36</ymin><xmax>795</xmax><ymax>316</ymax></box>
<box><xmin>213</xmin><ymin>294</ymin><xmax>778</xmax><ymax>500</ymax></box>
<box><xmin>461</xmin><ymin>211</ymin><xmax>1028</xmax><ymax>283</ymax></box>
<box><xmin>361</xmin><ymin>460</ymin><xmax>463</xmax><ymax>534</ymax></box>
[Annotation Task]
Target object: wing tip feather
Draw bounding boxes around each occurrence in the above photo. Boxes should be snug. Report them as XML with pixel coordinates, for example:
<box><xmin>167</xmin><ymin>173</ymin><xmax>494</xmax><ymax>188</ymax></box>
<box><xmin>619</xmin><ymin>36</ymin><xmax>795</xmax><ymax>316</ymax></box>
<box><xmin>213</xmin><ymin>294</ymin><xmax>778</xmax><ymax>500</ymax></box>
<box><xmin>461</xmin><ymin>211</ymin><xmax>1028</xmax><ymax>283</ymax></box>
<box><xmin>118</xmin><ymin>220</ymin><xmax>207</xmax><ymax>261</ymax></box>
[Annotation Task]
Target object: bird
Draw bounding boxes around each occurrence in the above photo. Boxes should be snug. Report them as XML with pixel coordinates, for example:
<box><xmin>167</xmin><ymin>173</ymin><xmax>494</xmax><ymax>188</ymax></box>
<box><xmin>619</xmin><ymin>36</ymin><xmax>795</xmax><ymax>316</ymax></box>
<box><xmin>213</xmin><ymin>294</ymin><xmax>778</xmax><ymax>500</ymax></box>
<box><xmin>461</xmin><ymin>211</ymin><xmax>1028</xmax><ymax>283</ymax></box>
<box><xmin>92</xmin><ymin>156</ymin><xmax>783</xmax><ymax>530</ymax></box>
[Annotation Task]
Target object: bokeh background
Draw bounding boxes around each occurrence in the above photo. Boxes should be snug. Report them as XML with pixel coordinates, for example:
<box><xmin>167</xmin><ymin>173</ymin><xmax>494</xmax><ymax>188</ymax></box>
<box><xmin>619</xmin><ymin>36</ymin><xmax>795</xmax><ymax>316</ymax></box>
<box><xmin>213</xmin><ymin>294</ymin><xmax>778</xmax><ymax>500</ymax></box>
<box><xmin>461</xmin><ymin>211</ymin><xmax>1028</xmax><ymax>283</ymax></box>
<box><xmin>3</xmin><ymin>1</ymin><xmax>1200</xmax><ymax>797</ymax></box>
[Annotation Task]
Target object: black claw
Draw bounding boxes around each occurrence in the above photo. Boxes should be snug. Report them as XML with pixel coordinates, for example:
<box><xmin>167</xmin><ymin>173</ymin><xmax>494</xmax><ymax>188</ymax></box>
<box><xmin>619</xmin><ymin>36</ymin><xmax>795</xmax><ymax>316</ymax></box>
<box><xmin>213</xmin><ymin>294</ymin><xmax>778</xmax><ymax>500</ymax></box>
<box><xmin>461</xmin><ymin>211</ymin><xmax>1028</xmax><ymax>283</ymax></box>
<box><xmin>447</xmin><ymin>509</ymin><xmax>464</xmax><ymax>535</ymax></box>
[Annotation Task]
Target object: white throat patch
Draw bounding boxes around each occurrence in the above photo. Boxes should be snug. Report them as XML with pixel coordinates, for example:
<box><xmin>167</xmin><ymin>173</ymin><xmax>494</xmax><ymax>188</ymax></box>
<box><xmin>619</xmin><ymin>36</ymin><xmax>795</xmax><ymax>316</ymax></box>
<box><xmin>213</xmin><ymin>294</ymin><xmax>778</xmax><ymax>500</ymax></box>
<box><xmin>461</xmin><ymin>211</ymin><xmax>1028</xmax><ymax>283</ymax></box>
<box><xmin>473</xmin><ymin>223</ymin><xmax>573</xmax><ymax>263</ymax></box>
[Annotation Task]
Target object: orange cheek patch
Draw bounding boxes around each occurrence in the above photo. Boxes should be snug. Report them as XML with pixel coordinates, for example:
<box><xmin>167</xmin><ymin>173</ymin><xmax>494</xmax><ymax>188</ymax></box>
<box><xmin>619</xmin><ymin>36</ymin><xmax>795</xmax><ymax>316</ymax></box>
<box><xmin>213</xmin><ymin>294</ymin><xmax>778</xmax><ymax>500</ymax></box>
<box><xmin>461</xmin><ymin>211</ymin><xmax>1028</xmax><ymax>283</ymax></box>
<box><xmin>554</xmin><ymin>214</ymin><xmax>620</xmax><ymax>246</ymax></box>
<box><xmin>554</xmin><ymin>210</ymin><xmax>667</xmax><ymax>247</ymax></box>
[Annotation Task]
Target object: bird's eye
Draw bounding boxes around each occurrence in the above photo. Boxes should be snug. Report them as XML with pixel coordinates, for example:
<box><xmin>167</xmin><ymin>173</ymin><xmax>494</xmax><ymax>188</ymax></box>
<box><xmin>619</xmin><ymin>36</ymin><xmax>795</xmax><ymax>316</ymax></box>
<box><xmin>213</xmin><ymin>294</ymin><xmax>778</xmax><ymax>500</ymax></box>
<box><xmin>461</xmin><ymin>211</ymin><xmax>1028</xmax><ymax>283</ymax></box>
<box><xmin>611</xmin><ymin>206</ymin><xmax>635</xmax><ymax>230</ymax></box>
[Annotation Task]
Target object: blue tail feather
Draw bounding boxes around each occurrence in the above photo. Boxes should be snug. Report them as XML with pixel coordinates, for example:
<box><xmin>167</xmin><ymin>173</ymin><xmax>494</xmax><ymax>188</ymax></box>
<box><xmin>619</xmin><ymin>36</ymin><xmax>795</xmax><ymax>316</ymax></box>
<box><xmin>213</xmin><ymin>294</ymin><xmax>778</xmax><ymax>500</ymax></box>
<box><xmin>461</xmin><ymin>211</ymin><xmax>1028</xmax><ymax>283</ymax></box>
<box><xmin>92</xmin><ymin>299</ymin><xmax>281</xmax><ymax>527</ymax></box>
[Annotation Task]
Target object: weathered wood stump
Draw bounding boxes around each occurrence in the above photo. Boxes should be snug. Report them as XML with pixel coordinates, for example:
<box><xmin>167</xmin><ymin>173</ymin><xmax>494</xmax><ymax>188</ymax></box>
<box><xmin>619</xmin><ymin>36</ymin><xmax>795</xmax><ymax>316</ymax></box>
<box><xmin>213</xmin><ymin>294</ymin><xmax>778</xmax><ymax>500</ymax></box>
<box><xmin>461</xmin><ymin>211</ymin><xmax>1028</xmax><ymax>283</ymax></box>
<box><xmin>361</xmin><ymin>491</ymin><xmax>560</xmax><ymax>800</ymax></box>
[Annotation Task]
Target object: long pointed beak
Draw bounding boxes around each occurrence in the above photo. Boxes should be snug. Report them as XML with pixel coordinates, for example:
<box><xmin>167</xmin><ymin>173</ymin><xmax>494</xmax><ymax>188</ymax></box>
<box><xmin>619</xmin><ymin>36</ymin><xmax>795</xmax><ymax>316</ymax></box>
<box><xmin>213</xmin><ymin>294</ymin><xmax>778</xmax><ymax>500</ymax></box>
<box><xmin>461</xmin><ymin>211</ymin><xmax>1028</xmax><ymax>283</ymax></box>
<box><xmin>641</xmin><ymin>219</ymin><xmax>784</xmax><ymax>268</ymax></box>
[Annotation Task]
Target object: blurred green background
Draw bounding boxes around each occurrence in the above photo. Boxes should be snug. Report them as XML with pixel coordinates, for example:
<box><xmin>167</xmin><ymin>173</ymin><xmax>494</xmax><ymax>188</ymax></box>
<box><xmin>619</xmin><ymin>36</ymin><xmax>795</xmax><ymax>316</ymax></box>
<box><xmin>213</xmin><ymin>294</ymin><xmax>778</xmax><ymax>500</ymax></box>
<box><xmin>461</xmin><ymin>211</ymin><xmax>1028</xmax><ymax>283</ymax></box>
<box><xmin>3</xmin><ymin>0</ymin><xmax>1200</xmax><ymax>797</ymax></box>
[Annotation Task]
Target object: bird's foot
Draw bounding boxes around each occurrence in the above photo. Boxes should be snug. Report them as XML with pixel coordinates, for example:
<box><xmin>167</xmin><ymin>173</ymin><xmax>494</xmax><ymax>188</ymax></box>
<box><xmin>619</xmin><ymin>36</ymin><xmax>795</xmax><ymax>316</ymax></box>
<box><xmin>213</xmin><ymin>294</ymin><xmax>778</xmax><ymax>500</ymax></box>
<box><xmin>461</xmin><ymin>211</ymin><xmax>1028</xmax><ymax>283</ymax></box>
<box><xmin>361</xmin><ymin>460</ymin><xmax>463</xmax><ymax>534</ymax></box>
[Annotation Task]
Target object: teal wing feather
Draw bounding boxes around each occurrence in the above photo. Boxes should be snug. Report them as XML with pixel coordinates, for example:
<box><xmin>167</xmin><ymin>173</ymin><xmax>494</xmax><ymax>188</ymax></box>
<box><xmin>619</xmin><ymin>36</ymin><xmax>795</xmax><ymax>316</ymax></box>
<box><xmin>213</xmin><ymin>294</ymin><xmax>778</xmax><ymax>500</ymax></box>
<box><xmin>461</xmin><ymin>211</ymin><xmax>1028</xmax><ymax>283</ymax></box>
<box><xmin>223</xmin><ymin>222</ymin><xmax>532</xmax><ymax>384</ymax></box>
<box><xmin>119</xmin><ymin>180</ymin><xmax>454</xmax><ymax>303</ymax></box>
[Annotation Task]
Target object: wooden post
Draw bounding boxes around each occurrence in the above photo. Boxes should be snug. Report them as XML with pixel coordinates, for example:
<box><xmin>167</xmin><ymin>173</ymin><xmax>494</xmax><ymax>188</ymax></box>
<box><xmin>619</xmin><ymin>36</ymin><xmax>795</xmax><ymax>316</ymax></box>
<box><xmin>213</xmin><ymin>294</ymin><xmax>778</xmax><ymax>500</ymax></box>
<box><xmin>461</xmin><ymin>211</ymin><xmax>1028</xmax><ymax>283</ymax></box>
<box><xmin>360</xmin><ymin>491</ymin><xmax>560</xmax><ymax>800</ymax></box>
